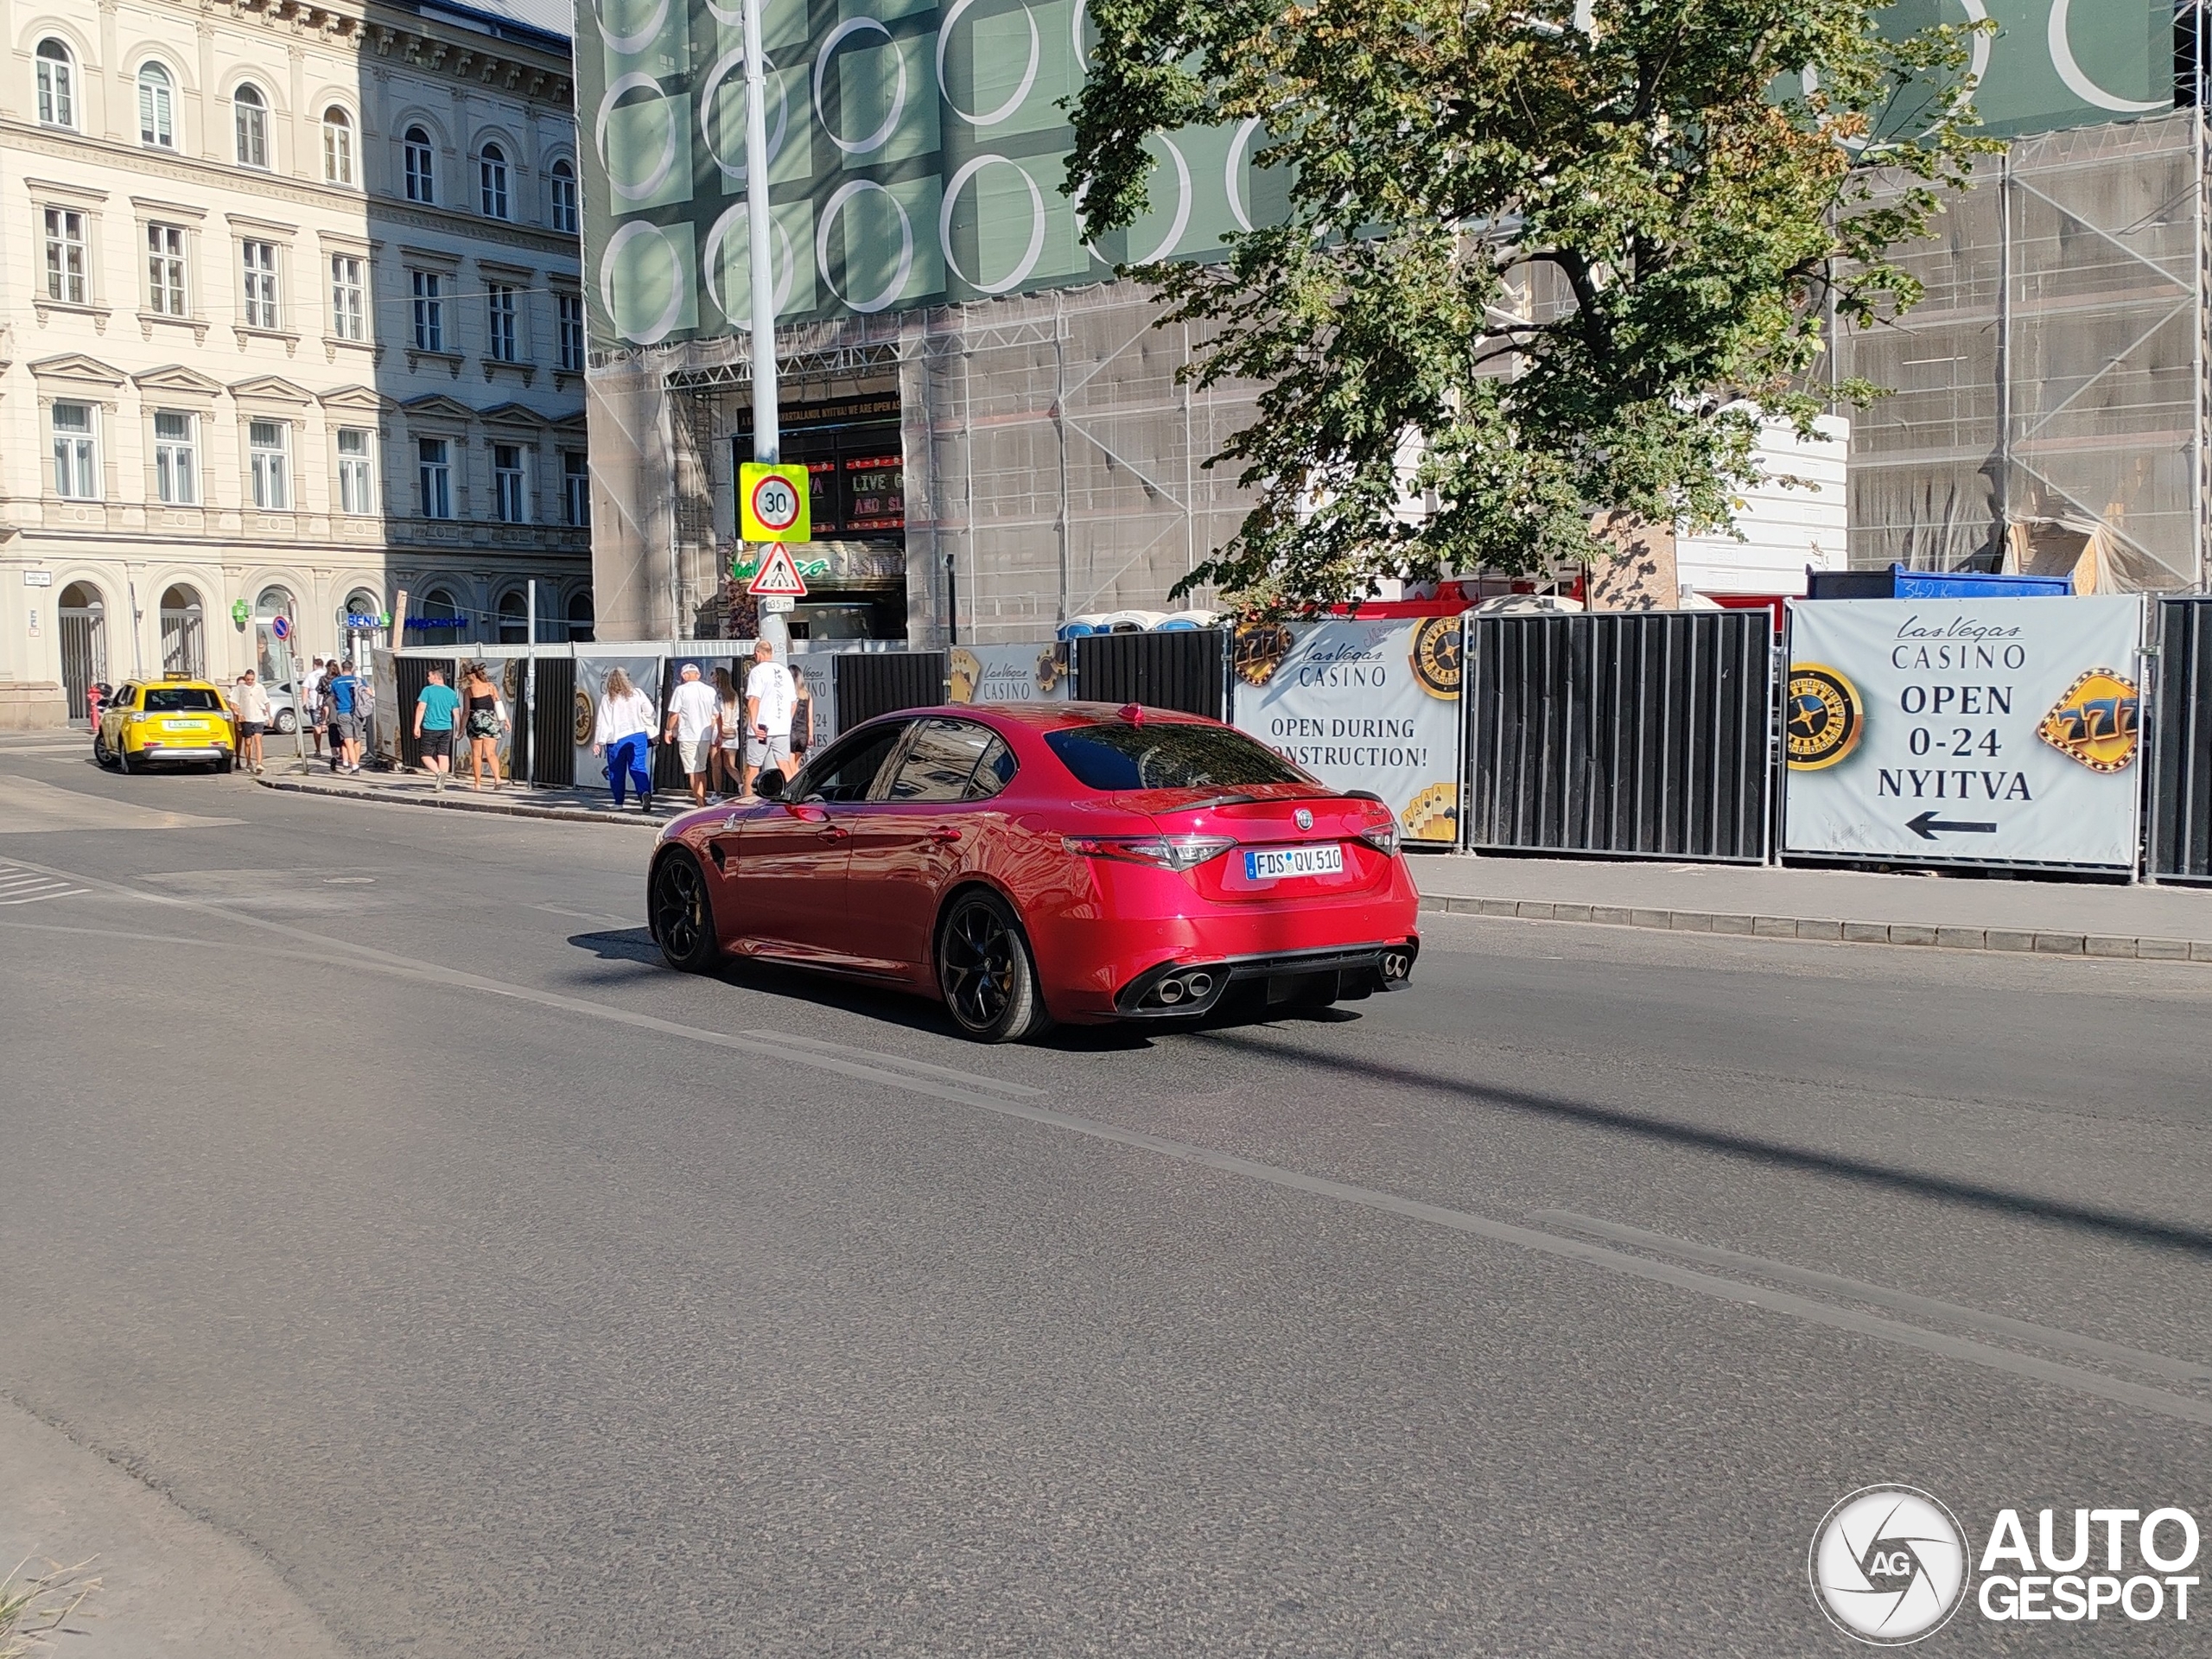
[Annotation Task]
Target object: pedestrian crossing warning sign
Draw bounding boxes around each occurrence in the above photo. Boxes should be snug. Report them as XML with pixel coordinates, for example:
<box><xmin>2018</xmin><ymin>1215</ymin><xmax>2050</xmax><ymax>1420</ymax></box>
<box><xmin>739</xmin><ymin>461</ymin><xmax>810</xmax><ymax>543</ymax></box>
<box><xmin>745</xmin><ymin>543</ymin><xmax>810</xmax><ymax>598</ymax></box>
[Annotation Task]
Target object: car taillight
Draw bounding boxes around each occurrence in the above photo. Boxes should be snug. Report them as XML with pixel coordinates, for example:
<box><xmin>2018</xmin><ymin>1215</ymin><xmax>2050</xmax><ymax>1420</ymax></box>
<box><xmin>1063</xmin><ymin>834</ymin><xmax>1236</xmax><ymax>872</ymax></box>
<box><xmin>1357</xmin><ymin>817</ymin><xmax>1399</xmax><ymax>858</ymax></box>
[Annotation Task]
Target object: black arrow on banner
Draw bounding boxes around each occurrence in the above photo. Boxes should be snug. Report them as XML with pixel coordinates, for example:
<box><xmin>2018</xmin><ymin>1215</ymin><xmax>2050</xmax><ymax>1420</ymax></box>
<box><xmin>1906</xmin><ymin>810</ymin><xmax>1999</xmax><ymax>841</ymax></box>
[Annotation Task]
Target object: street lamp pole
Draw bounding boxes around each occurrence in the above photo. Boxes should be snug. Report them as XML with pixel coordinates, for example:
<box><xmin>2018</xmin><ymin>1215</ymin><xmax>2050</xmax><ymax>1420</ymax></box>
<box><xmin>742</xmin><ymin>0</ymin><xmax>789</xmax><ymax>661</ymax></box>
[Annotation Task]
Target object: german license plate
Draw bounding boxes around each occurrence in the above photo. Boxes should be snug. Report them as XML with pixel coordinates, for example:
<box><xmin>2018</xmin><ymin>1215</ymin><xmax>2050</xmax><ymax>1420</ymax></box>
<box><xmin>163</xmin><ymin>720</ymin><xmax>202</xmax><ymax>732</ymax></box>
<box><xmin>1244</xmin><ymin>843</ymin><xmax>1344</xmax><ymax>881</ymax></box>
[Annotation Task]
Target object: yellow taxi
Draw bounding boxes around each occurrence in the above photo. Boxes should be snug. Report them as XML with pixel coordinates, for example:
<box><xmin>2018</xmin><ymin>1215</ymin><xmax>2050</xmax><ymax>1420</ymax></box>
<box><xmin>94</xmin><ymin>672</ymin><xmax>238</xmax><ymax>773</ymax></box>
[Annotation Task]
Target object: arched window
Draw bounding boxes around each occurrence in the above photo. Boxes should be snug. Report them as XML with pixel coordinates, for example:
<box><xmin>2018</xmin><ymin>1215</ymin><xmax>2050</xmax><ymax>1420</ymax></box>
<box><xmin>497</xmin><ymin>589</ymin><xmax>528</xmax><ymax>643</ymax></box>
<box><xmin>233</xmin><ymin>83</ymin><xmax>269</xmax><ymax>168</ymax></box>
<box><xmin>549</xmin><ymin>159</ymin><xmax>578</xmax><ymax>233</ymax></box>
<box><xmin>137</xmin><ymin>62</ymin><xmax>175</xmax><ymax>148</ymax></box>
<box><xmin>322</xmin><ymin>106</ymin><xmax>353</xmax><ymax>184</ymax></box>
<box><xmin>479</xmin><ymin>143</ymin><xmax>509</xmax><ymax>219</ymax></box>
<box><xmin>35</xmin><ymin>40</ymin><xmax>75</xmax><ymax>130</ymax></box>
<box><xmin>566</xmin><ymin>591</ymin><xmax>594</xmax><ymax>644</ymax></box>
<box><xmin>58</xmin><ymin>582</ymin><xmax>107</xmax><ymax>719</ymax></box>
<box><xmin>254</xmin><ymin>584</ymin><xmax>296</xmax><ymax>681</ymax></box>
<box><xmin>404</xmin><ymin>125</ymin><xmax>435</xmax><ymax>203</ymax></box>
<box><xmin>159</xmin><ymin>584</ymin><xmax>205</xmax><ymax>677</ymax></box>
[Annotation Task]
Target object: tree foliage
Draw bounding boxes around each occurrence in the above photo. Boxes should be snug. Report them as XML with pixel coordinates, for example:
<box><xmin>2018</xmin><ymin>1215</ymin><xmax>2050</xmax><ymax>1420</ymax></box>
<box><xmin>1065</xmin><ymin>0</ymin><xmax>1995</xmax><ymax>612</ymax></box>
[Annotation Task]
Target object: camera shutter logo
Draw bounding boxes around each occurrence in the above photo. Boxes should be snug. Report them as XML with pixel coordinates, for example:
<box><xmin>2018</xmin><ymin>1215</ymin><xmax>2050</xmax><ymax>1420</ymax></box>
<box><xmin>1785</xmin><ymin>663</ymin><xmax>1863</xmax><ymax>770</ymax></box>
<box><xmin>1809</xmin><ymin>1486</ymin><xmax>1970</xmax><ymax>1645</ymax></box>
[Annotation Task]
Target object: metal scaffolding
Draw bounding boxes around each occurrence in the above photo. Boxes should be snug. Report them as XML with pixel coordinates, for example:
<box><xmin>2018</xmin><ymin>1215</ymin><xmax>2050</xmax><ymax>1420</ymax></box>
<box><xmin>588</xmin><ymin>281</ymin><xmax>1263</xmax><ymax>645</ymax></box>
<box><xmin>1840</xmin><ymin>110</ymin><xmax>2209</xmax><ymax>591</ymax></box>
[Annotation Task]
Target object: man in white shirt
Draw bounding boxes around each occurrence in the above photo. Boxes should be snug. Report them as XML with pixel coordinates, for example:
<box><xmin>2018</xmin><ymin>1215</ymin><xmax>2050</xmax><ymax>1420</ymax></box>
<box><xmin>232</xmin><ymin>670</ymin><xmax>272</xmax><ymax>774</ymax></box>
<box><xmin>742</xmin><ymin>639</ymin><xmax>799</xmax><ymax>798</ymax></box>
<box><xmin>663</xmin><ymin>662</ymin><xmax>722</xmax><ymax>806</ymax></box>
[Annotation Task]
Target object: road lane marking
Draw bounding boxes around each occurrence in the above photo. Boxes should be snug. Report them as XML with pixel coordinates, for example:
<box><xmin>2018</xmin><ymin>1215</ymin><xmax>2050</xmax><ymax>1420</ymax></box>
<box><xmin>745</xmin><ymin>1029</ymin><xmax>1046</xmax><ymax>1098</ymax></box>
<box><xmin>0</xmin><ymin>863</ymin><xmax>86</xmax><ymax>905</ymax></box>
<box><xmin>532</xmin><ymin>902</ymin><xmax>634</xmax><ymax>926</ymax></box>
<box><xmin>1535</xmin><ymin>1210</ymin><xmax>2212</xmax><ymax>1385</ymax></box>
<box><xmin>0</xmin><ymin>776</ymin><xmax>240</xmax><ymax>834</ymax></box>
<box><xmin>7</xmin><ymin>848</ymin><xmax>2211</xmax><ymax>1428</ymax></box>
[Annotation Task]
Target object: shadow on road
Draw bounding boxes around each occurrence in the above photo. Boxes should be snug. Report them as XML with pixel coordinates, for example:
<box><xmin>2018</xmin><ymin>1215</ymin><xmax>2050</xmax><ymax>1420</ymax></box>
<box><xmin>566</xmin><ymin>928</ymin><xmax>1369</xmax><ymax>1052</ymax></box>
<box><xmin>1196</xmin><ymin>1027</ymin><xmax>2212</xmax><ymax>1260</ymax></box>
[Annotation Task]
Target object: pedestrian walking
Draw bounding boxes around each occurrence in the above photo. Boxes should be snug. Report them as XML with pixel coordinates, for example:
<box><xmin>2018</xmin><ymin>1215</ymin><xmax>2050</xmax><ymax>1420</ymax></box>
<box><xmin>305</xmin><ymin>657</ymin><xmax>329</xmax><ymax>758</ymax></box>
<box><xmin>327</xmin><ymin>660</ymin><xmax>366</xmax><ymax>772</ymax></box>
<box><xmin>459</xmin><ymin>662</ymin><xmax>507</xmax><ymax>791</ymax></box>
<box><xmin>709</xmin><ymin>666</ymin><xmax>742</xmax><ymax>798</ymax></box>
<box><xmin>664</xmin><ymin>662</ymin><xmax>721</xmax><ymax>808</ymax></box>
<box><xmin>232</xmin><ymin>669</ymin><xmax>271</xmax><ymax>773</ymax></box>
<box><xmin>741</xmin><ymin>639</ymin><xmax>799</xmax><ymax>798</ymax></box>
<box><xmin>412</xmin><ymin>666</ymin><xmax>461</xmax><ymax>788</ymax></box>
<box><xmin>594</xmin><ymin>667</ymin><xmax>657</xmax><ymax>811</ymax></box>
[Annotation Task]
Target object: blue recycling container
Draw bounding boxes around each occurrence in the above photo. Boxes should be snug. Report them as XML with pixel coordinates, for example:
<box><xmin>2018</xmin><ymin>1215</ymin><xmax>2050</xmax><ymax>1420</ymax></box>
<box><xmin>1805</xmin><ymin>563</ymin><xmax>2072</xmax><ymax>600</ymax></box>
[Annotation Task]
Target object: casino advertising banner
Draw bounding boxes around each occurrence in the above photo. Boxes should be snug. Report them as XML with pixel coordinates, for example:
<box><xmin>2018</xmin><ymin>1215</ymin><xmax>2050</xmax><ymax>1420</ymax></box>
<box><xmin>1231</xmin><ymin>618</ymin><xmax>1463</xmax><ymax>845</ymax></box>
<box><xmin>1783</xmin><ymin>597</ymin><xmax>2146</xmax><ymax>868</ymax></box>
<box><xmin>574</xmin><ymin>655</ymin><xmax>664</xmax><ymax>785</ymax></box>
<box><xmin>947</xmin><ymin>643</ymin><xmax>1068</xmax><ymax>705</ymax></box>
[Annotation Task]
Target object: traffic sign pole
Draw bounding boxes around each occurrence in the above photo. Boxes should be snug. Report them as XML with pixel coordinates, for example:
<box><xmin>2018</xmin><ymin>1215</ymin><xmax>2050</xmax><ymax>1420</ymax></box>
<box><xmin>742</xmin><ymin>0</ymin><xmax>790</xmax><ymax>664</ymax></box>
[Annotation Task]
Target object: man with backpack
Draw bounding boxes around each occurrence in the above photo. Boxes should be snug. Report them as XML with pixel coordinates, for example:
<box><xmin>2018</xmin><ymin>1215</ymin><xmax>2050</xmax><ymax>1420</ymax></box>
<box><xmin>327</xmin><ymin>660</ymin><xmax>365</xmax><ymax>773</ymax></box>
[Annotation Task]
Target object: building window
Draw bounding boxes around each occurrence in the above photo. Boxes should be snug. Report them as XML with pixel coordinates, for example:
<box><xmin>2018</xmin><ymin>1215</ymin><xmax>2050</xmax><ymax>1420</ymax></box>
<box><xmin>404</xmin><ymin>126</ymin><xmax>435</xmax><ymax>203</ymax></box>
<box><xmin>51</xmin><ymin>404</ymin><xmax>98</xmax><ymax>499</ymax></box>
<box><xmin>137</xmin><ymin>62</ymin><xmax>175</xmax><ymax>148</ymax></box>
<box><xmin>563</xmin><ymin>450</ymin><xmax>590</xmax><ymax>527</ymax></box>
<box><xmin>43</xmin><ymin>208</ymin><xmax>86</xmax><ymax>305</ymax></box>
<box><xmin>566</xmin><ymin>590</ymin><xmax>594</xmax><ymax>642</ymax></box>
<box><xmin>233</xmin><ymin>84</ymin><xmax>270</xmax><ymax>169</ymax></box>
<box><xmin>550</xmin><ymin>160</ymin><xmax>578</xmax><ymax>234</ymax></box>
<box><xmin>493</xmin><ymin>443</ymin><xmax>526</xmax><ymax>522</ymax></box>
<box><xmin>147</xmin><ymin>224</ymin><xmax>188</xmax><ymax>316</ymax></box>
<box><xmin>337</xmin><ymin>428</ymin><xmax>375</xmax><ymax>514</ymax></box>
<box><xmin>486</xmin><ymin>283</ymin><xmax>518</xmax><ymax>361</ymax></box>
<box><xmin>322</xmin><ymin>107</ymin><xmax>353</xmax><ymax>185</ymax></box>
<box><xmin>241</xmin><ymin>240</ymin><xmax>280</xmax><ymax>329</ymax></box>
<box><xmin>418</xmin><ymin>438</ymin><xmax>453</xmax><ymax>518</ymax></box>
<box><xmin>410</xmin><ymin>270</ymin><xmax>443</xmax><ymax>352</ymax></box>
<box><xmin>249</xmin><ymin>419</ymin><xmax>289</xmax><ymax>509</ymax></box>
<box><xmin>35</xmin><ymin>40</ymin><xmax>74</xmax><ymax>130</ymax></box>
<box><xmin>556</xmin><ymin>291</ymin><xmax>585</xmax><ymax>371</ymax></box>
<box><xmin>479</xmin><ymin>143</ymin><xmax>510</xmax><ymax>219</ymax></box>
<box><xmin>154</xmin><ymin>410</ymin><xmax>197</xmax><ymax>505</ymax></box>
<box><xmin>330</xmin><ymin>254</ymin><xmax>365</xmax><ymax>341</ymax></box>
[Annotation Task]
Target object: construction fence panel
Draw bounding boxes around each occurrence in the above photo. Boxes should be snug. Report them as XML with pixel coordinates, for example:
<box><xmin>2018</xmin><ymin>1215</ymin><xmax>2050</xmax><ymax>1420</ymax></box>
<box><xmin>1071</xmin><ymin>630</ymin><xmax>1227</xmax><ymax>718</ymax></box>
<box><xmin>1465</xmin><ymin>613</ymin><xmax>1774</xmax><ymax>862</ymax></box>
<box><xmin>528</xmin><ymin>657</ymin><xmax>575</xmax><ymax>787</ymax></box>
<box><xmin>2151</xmin><ymin>597</ymin><xmax>2212</xmax><ymax>881</ymax></box>
<box><xmin>835</xmin><ymin>652</ymin><xmax>948</xmax><ymax>733</ymax></box>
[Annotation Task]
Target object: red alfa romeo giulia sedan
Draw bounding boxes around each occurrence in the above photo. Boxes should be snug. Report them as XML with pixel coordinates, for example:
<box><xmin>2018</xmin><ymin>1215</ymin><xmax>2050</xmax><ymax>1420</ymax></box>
<box><xmin>646</xmin><ymin>702</ymin><xmax>1421</xmax><ymax>1042</ymax></box>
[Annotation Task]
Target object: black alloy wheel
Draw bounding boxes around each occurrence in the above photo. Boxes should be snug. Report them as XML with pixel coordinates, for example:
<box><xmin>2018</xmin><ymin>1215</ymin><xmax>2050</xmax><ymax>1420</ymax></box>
<box><xmin>92</xmin><ymin>731</ymin><xmax>113</xmax><ymax>769</ymax></box>
<box><xmin>118</xmin><ymin>742</ymin><xmax>135</xmax><ymax>774</ymax></box>
<box><xmin>650</xmin><ymin>849</ymin><xmax>719</xmax><ymax>973</ymax></box>
<box><xmin>937</xmin><ymin>889</ymin><xmax>1052</xmax><ymax>1044</ymax></box>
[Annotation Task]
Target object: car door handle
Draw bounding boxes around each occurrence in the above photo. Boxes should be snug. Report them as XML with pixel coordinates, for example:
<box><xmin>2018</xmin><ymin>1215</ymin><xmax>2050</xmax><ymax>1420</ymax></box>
<box><xmin>931</xmin><ymin>826</ymin><xmax>962</xmax><ymax>844</ymax></box>
<box><xmin>817</xmin><ymin>824</ymin><xmax>850</xmax><ymax>841</ymax></box>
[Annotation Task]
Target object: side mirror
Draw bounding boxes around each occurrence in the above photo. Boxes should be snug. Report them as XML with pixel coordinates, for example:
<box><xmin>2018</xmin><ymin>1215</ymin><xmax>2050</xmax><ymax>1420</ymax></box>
<box><xmin>753</xmin><ymin>768</ymin><xmax>785</xmax><ymax>800</ymax></box>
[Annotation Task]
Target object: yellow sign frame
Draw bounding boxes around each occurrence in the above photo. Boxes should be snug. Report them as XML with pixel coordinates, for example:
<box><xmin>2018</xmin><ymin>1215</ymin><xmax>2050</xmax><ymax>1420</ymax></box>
<box><xmin>738</xmin><ymin>461</ymin><xmax>810</xmax><ymax>543</ymax></box>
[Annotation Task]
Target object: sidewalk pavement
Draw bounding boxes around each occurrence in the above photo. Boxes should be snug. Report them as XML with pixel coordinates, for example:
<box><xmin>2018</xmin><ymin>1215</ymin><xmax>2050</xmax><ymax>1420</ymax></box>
<box><xmin>257</xmin><ymin>763</ymin><xmax>675</xmax><ymax>826</ymax></box>
<box><xmin>1414</xmin><ymin>852</ymin><xmax>2212</xmax><ymax>961</ymax></box>
<box><xmin>257</xmin><ymin>767</ymin><xmax>2212</xmax><ymax>961</ymax></box>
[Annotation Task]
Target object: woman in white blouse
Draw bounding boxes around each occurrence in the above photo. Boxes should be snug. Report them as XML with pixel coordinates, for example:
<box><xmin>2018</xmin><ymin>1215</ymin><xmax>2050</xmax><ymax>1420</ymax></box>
<box><xmin>593</xmin><ymin>667</ymin><xmax>658</xmax><ymax>810</ymax></box>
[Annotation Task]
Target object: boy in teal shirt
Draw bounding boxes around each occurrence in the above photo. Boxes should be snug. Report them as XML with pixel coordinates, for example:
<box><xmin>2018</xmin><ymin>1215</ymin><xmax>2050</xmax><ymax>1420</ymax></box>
<box><xmin>413</xmin><ymin>667</ymin><xmax>462</xmax><ymax>789</ymax></box>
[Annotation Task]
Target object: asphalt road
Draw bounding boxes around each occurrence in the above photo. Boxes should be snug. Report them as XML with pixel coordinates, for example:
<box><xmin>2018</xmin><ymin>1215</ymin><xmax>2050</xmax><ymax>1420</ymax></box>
<box><xmin>2</xmin><ymin>737</ymin><xmax>2208</xmax><ymax>1656</ymax></box>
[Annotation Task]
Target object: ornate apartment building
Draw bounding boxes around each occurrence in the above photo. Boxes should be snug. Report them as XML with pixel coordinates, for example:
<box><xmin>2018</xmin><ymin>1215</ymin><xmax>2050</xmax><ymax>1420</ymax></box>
<box><xmin>0</xmin><ymin>0</ymin><xmax>587</xmax><ymax>728</ymax></box>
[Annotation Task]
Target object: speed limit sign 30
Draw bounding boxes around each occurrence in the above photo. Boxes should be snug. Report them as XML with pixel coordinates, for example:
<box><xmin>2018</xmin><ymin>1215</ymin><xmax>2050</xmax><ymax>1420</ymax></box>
<box><xmin>740</xmin><ymin>461</ymin><xmax>810</xmax><ymax>543</ymax></box>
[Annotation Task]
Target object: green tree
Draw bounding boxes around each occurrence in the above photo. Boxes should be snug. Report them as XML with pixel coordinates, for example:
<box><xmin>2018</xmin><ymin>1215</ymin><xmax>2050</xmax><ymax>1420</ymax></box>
<box><xmin>1066</xmin><ymin>0</ymin><xmax>1994</xmax><ymax>613</ymax></box>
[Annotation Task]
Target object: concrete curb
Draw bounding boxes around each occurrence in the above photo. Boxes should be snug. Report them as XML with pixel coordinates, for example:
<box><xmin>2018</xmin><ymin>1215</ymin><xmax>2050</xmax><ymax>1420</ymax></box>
<box><xmin>1418</xmin><ymin>893</ymin><xmax>2212</xmax><ymax>963</ymax></box>
<box><xmin>257</xmin><ymin>773</ymin><xmax>665</xmax><ymax>827</ymax></box>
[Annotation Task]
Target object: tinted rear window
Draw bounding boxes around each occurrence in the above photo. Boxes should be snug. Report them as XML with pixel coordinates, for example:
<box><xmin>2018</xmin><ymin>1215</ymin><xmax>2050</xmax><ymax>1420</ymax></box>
<box><xmin>1045</xmin><ymin>721</ymin><xmax>1309</xmax><ymax>791</ymax></box>
<box><xmin>143</xmin><ymin>688</ymin><xmax>223</xmax><ymax>712</ymax></box>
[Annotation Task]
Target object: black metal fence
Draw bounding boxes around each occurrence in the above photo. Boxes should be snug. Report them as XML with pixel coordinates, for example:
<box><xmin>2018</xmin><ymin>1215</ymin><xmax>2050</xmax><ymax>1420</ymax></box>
<box><xmin>2150</xmin><ymin>597</ymin><xmax>2212</xmax><ymax>882</ymax></box>
<box><xmin>1465</xmin><ymin>612</ymin><xmax>1774</xmax><ymax>862</ymax></box>
<box><xmin>835</xmin><ymin>652</ymin><xmax>947</xmax><ymax>733</ymax></box>
<box><xmin>392</xmin><ymin>656</ymin><xmax>455</xmax><ymax>772</ymax></box>
<box><xmin>527</xmin><ymin>657</ymin><xmax>575</xmax><ymax>786</ymax></box>
<box><xmin>1071</xmin><ymin>630</ymin><xmax>1227</xmax><ymax>718</ymax></box>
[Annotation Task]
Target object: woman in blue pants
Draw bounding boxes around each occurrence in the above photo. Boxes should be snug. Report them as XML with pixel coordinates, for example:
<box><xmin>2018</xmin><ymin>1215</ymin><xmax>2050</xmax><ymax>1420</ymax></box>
<box><xmin>593</xmin><ymin>667</ymin><xmax>658</xmax><ymax>810</ymax></box>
